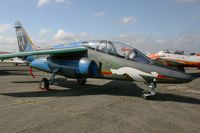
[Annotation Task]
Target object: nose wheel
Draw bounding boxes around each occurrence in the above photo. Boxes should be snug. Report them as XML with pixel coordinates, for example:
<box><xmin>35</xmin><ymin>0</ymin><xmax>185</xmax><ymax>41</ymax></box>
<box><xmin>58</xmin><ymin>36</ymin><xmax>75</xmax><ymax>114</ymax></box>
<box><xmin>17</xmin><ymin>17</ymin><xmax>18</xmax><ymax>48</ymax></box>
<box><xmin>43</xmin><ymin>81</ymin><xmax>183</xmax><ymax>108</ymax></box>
<box><xmin>143</xmin><ymin>82</ymin><xmax>156</xmax><ymax>100</ymax></box>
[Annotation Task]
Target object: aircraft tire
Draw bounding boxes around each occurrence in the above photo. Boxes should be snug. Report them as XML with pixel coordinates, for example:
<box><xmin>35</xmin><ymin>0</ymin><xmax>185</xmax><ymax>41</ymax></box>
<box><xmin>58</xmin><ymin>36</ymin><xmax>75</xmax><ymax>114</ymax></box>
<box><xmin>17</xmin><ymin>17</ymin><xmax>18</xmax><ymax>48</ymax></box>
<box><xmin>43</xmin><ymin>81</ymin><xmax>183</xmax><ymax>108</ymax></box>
<box><xmin>40</xmin><ymin>78</ymin><xmax>49</xmax><ymax>90</ymax></box>
<box><xmin>142</xmin><ymin>94</ymin><xmax>148</xmax><ymax>100</ymax></box>
<box><xmin>77</xmin><ymin>78</ymin><xmax>86</xmax><ymax>85</ymax></box>
<box><xmin>142</xmin><ymin>93</ymin><xmax>153</xmax><ymax>100</ymax></box>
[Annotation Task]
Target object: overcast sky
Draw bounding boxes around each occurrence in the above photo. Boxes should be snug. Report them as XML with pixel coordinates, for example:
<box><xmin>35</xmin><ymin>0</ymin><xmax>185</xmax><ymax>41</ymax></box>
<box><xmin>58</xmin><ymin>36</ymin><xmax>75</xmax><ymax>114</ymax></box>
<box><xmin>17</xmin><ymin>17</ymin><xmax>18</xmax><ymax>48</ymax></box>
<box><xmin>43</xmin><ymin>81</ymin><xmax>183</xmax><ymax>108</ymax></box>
<box><xmin>0</xmin><ymin>0</ymin><xmax>200</xmax><ymax>53</ymax></box>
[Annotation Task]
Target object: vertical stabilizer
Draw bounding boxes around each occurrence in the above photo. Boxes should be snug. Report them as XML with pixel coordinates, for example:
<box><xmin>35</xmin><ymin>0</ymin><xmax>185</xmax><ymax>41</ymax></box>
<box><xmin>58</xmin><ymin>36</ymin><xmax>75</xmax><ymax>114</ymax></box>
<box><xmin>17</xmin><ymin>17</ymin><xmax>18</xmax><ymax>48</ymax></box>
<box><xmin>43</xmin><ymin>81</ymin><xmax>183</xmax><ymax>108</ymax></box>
<box><xmin>15</xmin><ymin>21</ymin><xmax>36</xmax><ymax>62</ymax></box>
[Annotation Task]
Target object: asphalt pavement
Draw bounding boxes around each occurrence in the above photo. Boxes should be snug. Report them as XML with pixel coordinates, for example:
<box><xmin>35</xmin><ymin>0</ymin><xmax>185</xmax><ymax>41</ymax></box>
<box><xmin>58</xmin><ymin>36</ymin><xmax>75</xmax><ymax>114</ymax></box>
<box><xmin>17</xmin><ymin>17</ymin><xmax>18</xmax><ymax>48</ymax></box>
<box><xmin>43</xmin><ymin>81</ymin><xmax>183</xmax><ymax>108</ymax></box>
<box><xmin>0</xmin><ymin>63</ymin><xmax>199</xmax><ymax>133</ymax></box>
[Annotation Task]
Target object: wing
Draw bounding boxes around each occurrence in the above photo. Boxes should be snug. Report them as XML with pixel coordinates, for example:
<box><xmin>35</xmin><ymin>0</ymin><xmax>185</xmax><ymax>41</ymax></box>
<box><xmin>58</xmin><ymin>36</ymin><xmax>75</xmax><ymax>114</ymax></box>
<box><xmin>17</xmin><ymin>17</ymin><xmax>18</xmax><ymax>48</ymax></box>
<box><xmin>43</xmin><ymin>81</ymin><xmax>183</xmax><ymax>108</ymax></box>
<box><xmin>0</xmin><ymin>47</ymin><xmax>88</xmax><ymax>60</ymax></box>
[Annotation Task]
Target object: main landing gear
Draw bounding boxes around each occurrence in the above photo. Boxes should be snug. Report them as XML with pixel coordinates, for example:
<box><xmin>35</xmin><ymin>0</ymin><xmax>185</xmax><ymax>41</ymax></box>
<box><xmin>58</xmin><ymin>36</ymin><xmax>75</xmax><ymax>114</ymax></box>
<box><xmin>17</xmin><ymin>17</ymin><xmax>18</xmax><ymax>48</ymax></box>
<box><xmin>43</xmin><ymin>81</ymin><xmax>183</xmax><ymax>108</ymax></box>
<box><xmin>39</xmin><ymin>74</ymin><xmax>87</xmax><ymax>90</ymax></box>
<box><xmin>39</xmin><ymin>72</ymin><xmax>56</xmax><ymax>90</ymax></box>
<box><xmin>40</xmin><ymin>78</ymin><xmax>50</xmax><ymax>90</ymax></box>
<box><xmin>143</xmin><ymin>82</ymin><xmax>157</xmax><ymax>100</ymax></box>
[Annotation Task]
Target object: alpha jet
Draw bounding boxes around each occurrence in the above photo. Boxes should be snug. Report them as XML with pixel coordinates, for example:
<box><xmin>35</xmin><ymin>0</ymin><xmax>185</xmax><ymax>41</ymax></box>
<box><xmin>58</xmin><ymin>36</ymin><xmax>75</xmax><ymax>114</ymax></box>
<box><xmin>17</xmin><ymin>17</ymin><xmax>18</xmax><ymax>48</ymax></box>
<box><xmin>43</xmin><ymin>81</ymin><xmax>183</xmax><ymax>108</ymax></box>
<box><xmin>148</xmin><ymin>50</ymin><xmax>200</xmax><ymax>71</ymax></box>
<box><xmin>0</xmin><ymin>22</ymin><xmax>193</xmax><ymax>99</ymax></box>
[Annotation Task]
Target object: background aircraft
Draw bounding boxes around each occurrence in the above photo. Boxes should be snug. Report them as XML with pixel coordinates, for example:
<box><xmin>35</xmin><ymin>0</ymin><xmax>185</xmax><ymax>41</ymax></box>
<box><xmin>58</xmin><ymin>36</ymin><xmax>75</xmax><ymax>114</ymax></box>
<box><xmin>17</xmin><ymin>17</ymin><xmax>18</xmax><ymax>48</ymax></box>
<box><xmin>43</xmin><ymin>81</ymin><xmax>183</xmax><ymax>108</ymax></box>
<box><xmin>148</xmin><ymin>50</ymin><xmax>200</xmax><ymax>71</ymax></box>
<box><xmin>2</xmin><ymin>57</ymin><xmax>28</xmax><ymax>66</ymax></box>
<box><xmin>0</xmin><ymin>22</ymin><xmax>193</xmax><ymax>99</ymax></box>
<box><xmin>0</xmin><ymin>51</ymin><xmax>28</xmax><ymax>66</ymax></box>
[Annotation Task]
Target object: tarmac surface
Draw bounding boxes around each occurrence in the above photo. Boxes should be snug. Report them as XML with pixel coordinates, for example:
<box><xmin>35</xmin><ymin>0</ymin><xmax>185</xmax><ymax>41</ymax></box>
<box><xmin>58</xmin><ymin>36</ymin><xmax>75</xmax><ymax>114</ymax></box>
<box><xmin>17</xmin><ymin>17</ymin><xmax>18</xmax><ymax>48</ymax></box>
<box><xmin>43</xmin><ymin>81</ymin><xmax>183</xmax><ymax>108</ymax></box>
<box><xmin>0</xmin><ymin>63</ymin><xmax>200</xmax><ymax>133</ymax></box>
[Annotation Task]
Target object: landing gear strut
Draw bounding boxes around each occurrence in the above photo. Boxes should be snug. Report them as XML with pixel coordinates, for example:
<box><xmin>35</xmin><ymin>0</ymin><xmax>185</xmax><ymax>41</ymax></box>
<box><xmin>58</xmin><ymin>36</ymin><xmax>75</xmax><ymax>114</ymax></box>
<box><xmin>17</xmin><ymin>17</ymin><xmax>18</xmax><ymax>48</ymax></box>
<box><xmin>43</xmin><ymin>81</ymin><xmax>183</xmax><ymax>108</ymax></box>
<box><xmin>49</xmin><ymin>72</ymin><xmax>56</xmax><ymax>85</ymax></box>
<box><xmin>143</xmin><ymin>82</ymin><xmax>156</xmax><ymax>100</ymax></box>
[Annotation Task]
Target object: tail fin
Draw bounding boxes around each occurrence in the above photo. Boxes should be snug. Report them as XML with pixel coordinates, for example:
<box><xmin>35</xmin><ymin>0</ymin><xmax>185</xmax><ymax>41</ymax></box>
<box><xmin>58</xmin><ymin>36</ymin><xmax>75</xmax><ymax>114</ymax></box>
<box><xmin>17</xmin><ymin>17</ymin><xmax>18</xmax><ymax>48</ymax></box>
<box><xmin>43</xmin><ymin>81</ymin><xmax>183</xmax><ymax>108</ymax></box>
<box><xmin>15</xmin><ymin>21</ymin><xmax>36</xmax><ymax>52</ymax></box>
<box><xmin>15</xmin><ymin>21</ymin><xmax>36</xmax><ymax>62</ymax></box>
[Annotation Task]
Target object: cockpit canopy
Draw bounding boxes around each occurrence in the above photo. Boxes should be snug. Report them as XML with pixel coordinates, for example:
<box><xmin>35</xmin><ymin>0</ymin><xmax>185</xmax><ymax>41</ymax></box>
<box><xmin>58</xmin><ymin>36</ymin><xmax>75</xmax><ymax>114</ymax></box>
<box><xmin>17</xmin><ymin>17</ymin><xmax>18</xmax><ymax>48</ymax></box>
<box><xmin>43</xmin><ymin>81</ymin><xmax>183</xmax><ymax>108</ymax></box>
<box><xmin>81</xmin><ymin>40</ymin><xmax>151</xmax><ymax>64</ymax></box>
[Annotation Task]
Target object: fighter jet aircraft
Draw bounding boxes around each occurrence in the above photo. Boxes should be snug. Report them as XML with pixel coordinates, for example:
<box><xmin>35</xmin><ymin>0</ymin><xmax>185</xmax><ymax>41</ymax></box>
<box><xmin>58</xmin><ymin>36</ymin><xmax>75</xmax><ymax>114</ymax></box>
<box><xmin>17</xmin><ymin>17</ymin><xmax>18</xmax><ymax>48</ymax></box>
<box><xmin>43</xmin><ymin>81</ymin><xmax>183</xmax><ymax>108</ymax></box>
<box><xmin>0</xmin><ymin>22</ymin><xmax>193</xmax><ymax>99</ymax></box>
<box><xmin>148</xmin><ymin>50</ymin><xmax>200</xmax><ymax>71</ymax></box>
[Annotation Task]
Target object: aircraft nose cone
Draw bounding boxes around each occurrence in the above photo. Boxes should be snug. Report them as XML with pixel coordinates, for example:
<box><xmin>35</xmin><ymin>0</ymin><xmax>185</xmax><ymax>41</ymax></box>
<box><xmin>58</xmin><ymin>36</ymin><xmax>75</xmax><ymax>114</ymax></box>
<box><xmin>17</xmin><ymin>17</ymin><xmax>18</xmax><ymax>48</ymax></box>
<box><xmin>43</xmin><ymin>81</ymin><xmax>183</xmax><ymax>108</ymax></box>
<box><xmin>152</xmin><ymin>64</ymin><xmax>193</xmax><ymax>83</ymax></box>
<box><xmin>175</xmin><ymin>71</ymin><xmax>193</xmax><ymax>83</ymax></box>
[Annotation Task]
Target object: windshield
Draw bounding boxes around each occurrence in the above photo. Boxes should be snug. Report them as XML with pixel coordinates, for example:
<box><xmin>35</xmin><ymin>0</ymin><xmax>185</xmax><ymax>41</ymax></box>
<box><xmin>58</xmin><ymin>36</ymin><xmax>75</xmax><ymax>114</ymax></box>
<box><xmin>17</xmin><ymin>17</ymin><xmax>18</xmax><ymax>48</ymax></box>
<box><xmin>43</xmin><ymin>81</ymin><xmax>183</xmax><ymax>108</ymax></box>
<box><xmin>128</xmin><ymin>49</ymin><xmax>151</xmax><ymax>64</ymax></box>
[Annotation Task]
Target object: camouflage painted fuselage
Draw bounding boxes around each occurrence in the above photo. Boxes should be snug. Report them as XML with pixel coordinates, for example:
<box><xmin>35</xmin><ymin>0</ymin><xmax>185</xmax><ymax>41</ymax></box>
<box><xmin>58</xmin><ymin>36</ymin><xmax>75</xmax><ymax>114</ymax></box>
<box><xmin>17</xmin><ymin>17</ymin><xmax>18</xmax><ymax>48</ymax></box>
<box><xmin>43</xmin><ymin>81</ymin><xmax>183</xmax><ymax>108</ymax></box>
<box><xmin>42</xmin><ymin>48</ymin><xmax>192</xmax><ymax>84</ymax></box>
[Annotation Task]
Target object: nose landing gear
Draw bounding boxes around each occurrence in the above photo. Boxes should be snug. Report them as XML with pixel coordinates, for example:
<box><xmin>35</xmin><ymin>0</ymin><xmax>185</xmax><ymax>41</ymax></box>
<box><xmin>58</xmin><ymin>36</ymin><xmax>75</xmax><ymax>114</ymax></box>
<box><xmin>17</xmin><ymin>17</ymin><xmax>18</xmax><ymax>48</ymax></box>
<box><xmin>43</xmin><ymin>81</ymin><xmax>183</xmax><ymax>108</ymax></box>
<box><xmin>143</xmin><ymin>82</ymin><xmax>157</xmax><ymax>100</ymax></box>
